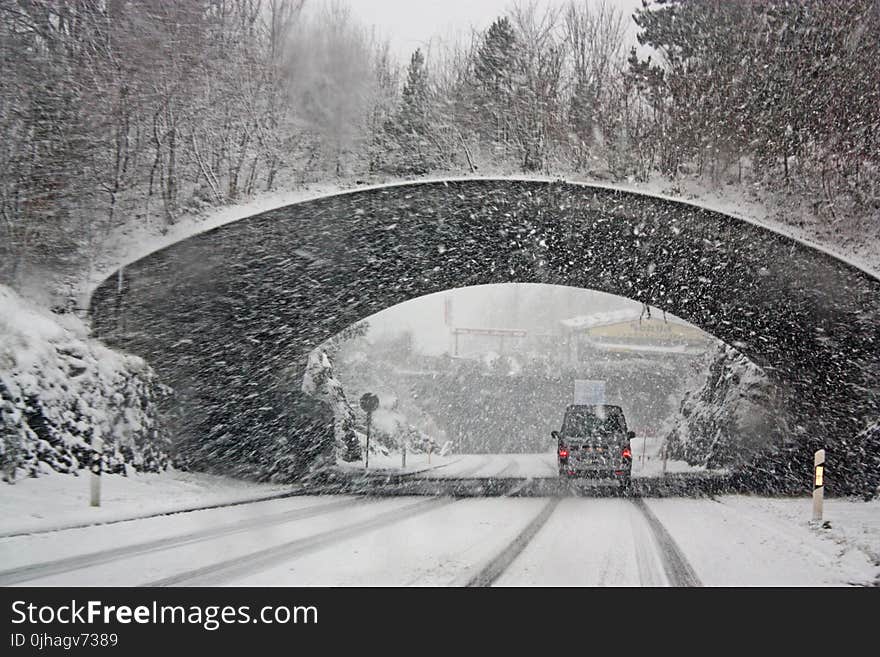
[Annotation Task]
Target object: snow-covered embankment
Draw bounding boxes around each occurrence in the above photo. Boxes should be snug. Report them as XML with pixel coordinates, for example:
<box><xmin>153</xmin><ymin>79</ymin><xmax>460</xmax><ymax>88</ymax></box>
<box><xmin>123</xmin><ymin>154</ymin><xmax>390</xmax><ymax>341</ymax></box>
<box><xmin>0</xmin><ymin>285</ymin><xmax>171</xmax><ymax>482</ymax></box>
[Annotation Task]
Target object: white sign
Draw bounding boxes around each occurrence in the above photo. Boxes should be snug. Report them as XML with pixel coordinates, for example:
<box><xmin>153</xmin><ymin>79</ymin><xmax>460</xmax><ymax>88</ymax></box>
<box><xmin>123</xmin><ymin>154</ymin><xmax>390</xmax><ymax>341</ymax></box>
<box><xmin>574</xmin><ymin>380</ymin><xmax>605</xmax><ymax>405</ymax></box>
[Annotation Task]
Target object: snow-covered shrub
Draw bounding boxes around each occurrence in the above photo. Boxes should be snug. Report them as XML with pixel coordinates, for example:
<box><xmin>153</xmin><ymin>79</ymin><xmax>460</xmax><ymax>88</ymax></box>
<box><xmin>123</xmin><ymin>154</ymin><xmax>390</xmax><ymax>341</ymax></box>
<box><xmin>301</xmin><ymin>349</ymin><xmax>362</xmax><ymax>462</ymax></box>
<box><xmin>353</xmin><ymin>427</ymin><xmax>389</xmax><ymax>458</ymax></box>
<box><xmin>0</xmin><ymin>286</ymin><xmax>171</xmax><ymax>482</ymax></box>
<box><xmin>369</xmin><ymin>406</ymin><xmax>406</xmax><ymax>453</ymax></box>
<box><xmin>665</xmin><ymin>344</ymin><xmax>789</xmax><ymax>469</ymax></box>
<box><xmin>368</xmin><ymin>406</ymin><xmax>438</xmax><ymax>456</ymax></box>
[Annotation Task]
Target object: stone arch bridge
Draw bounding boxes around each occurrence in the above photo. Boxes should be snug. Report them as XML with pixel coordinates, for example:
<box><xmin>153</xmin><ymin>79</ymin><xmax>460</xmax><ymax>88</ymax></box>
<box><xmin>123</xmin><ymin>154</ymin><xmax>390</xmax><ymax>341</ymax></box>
<box><xmin>89</xmin><ymin>179</ymin><xmax>880</xmax><ymax>484</ymax></box>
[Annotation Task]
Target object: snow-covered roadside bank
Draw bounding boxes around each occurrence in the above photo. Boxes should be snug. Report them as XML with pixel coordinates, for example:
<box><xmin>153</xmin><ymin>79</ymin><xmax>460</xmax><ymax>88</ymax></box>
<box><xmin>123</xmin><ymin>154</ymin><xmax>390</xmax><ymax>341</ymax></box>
<box><xmin>646</xmin><ymin>495</ymin><xmax>880</xmax><ymax>586</ymax></box>
<box><xmin>0</xmin><ymin>286</ymin><xmax>170</xmax><ymax>482</ymax></box>
<box><xmin>721</xmin><ymin>496</ymin><xmax>880</xmax><ymax>586</ymax></box>
<box><xmin>0</xmin><ymin>469</ymin><xmax>293</xmax><ymax>537</ymax></box>
<box><xmin>719</xmin><ymin>496</ymin><xmax>880</xmax><ymax>583</ymax></box>
<box><xmin>335</xmin><ymin>451</ymin><xmax>708</xmax><ymax>480</ymax></box>
<box><xmin>335</xmin><ymin>452</ymin><xmax>461</xmax><ymax>477</ymax></box>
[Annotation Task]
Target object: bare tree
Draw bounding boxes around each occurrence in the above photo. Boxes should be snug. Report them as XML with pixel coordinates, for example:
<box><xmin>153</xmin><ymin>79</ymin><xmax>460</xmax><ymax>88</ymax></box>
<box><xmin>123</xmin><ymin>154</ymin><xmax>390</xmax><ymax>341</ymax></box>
<box><xmin>563</xmin><ymin>0</ymin><xmax>627</xmax><ymax>170</ymax></box>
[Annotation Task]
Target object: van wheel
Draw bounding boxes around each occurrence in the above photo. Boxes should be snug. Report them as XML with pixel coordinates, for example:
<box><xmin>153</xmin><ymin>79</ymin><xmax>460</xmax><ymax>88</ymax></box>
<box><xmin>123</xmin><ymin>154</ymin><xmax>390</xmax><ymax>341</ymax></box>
<box><xmin>619</xmin><ymin>476</ymin><xmax>632</xmax><ymax>492</ymax></box>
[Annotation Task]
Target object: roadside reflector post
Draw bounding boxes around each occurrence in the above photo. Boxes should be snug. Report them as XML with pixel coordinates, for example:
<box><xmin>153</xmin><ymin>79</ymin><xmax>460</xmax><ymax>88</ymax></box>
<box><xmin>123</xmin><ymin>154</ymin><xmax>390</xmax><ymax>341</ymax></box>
<box><xmin>812</xmin><ymin>449</ymin><xmax>825</xmax><ymax>524</ymax></box>
<box><xmin>89</xmin><ymin>433</ymin><xmax>103</xmax><ymax>507</ymax></box>
<box><xmin>401</xmin><ymin>440</ymin><xmax>406</xmax><ymax>469</ymax></box>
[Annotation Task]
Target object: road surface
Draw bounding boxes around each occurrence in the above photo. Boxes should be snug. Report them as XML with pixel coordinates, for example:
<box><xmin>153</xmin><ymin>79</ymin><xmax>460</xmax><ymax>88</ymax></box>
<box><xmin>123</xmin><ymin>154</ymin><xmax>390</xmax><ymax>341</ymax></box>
<box><xmin>0</xmin><ymin>455</ymin><xmax>875</xmax><ymax>587</ymax></box>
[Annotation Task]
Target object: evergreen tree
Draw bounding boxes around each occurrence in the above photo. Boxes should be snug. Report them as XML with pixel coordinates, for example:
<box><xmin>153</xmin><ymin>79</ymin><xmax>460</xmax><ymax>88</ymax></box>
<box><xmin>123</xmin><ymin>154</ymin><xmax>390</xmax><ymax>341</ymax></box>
<box><xmin>472</xmin><ymin>17</ymin><xmax>520</xmax><ymax>151</ymax></box>
<box><xmin>387</xmin><ymin>48</ymin><xmax>436</xmax><ymax>174</ymax></box>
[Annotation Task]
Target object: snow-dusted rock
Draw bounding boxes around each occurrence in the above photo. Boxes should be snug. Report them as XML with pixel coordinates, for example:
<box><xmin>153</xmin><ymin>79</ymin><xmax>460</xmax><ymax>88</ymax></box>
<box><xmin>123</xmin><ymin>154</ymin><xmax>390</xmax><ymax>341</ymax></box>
<box><xmin>665</xmin><ymin>344</ymin><xmax>789</xmax><ymax>469</ymax></box>
<box><xmin>301</xmin><ymin>349</ymin><xmax>361</xmax><ymax>462</ymax></box>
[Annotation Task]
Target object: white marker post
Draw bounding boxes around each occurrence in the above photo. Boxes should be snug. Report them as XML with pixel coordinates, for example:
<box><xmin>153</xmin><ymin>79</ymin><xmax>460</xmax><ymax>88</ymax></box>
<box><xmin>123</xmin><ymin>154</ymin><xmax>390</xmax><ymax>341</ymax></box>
<box><xmin>812</xmin><ymin>449</ymin><xmax>825</xmax><ymax>524</ymax></box>
<box><xmin>401</xmin><ymin>440</ymin><xmax>407</xmax><ymax>469</ymax></box>
<box><xmin>90</xmin><ymin>434</ymin><xmax>103</xmax><ymax>507</ymax></box>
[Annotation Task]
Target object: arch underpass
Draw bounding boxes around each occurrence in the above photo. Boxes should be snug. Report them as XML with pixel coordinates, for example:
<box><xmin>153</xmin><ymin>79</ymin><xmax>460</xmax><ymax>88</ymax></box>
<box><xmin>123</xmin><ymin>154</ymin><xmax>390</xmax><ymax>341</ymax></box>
<box><xmin>88</xmin><ymin>179</ymin><xmax>880</xmax><ymax>484</ymax></box>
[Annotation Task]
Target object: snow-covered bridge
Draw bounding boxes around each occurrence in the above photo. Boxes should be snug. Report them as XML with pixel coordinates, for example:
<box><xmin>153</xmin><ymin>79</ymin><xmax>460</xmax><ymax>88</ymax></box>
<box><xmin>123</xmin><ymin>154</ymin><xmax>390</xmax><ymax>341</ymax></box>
<box><xmin>89</xmin><ymin>179</ymin><xmax>880</xmax><ymax>482</ymax></box>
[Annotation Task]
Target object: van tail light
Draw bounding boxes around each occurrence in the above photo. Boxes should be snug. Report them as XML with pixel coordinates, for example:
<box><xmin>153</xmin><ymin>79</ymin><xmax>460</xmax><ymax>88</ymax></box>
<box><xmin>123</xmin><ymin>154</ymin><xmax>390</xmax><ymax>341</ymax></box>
<box><xmin>622</xmin><ymin>446</ymin><xmax>632</xmax><ymax>459</ymax></box>
<box><xmin>558</xmin><ymin>448</ymin><xmax>569</xmax><ymax>459</ymax></box>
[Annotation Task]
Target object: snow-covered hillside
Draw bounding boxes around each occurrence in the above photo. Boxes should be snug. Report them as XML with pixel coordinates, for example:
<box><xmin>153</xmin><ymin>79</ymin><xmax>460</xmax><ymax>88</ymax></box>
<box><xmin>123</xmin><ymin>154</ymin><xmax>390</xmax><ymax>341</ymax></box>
<box><xmin>0</xmin><ymin>286</ymin><xmax>171</xmax><ymax>482</ymax></box>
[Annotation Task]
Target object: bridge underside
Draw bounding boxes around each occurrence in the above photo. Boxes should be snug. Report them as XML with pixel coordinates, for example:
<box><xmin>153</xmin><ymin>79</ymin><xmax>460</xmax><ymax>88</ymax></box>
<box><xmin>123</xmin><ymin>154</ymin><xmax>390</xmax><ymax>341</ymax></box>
<box><xmin>89</xmin><ymin>179</ymin><xmax>880</xmax><ymax>485</ymax></box>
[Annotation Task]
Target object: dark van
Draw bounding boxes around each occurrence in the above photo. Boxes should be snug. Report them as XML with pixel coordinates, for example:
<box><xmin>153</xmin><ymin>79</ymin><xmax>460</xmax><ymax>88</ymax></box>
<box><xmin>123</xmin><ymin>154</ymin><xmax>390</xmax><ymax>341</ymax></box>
<box><xmin>552</xmin><ymin>404</ymin><xmax>634</xmax><ymax>489</ymax></box>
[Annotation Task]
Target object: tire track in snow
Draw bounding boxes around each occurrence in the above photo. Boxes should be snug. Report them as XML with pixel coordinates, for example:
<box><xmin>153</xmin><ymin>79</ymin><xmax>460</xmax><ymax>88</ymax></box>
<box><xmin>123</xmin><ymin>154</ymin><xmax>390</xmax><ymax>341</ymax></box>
<box><xmin>631</xmin><ymin>498</ymin><xmax>701</xmax><ymax>587</ymax></box>
<box><xmin>628</xmin><ymin>503</ymin><xmax>668</xmax><ymax>587</ymax></box>
<box><xmin>144</xmin><ymin>497</ymin><xmax>456</xmax><ymax>587</ymax></box>
<box><xmin>465</xmin><ymin>498</ymin><xmax>560</xmax><ymax>587</ymax></box>
<box><xmin>0</xmin><ymin>488</ymin><xmax>309</xmax><ymax>539</ymax></box>
<box><xmin>491</xmin><ymin>457</ymin><xmax>520</xmax><ymax>479</ymax></box>
<box><xmin>0</xmin><ymin>497</ymin><xmax>369</xmax><ymax>586</ymax></box>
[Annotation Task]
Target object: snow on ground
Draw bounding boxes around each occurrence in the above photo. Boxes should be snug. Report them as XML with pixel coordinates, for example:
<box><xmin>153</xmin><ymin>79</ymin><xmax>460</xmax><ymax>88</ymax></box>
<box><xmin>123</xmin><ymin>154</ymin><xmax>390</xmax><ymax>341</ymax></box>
<box><xmin>495</xmin><ymin>498</ymin><xmax>665</xmax><ymax>586</ymax></box>
<box><xmin>341</xmin><ymin>452</ymin><xmax>557</xmax><ymax>479</ymax></box>
<box><xmin>338</xmin><ymin>450</ymin><xmax>704</xmax><ymax>479</ymax></box>
<box><xmin>0</xmin><ymin>495</ymin><xmax>350</xmax><ymax>575</ymax></box>
<box><xmin>229</xmin><ymin>497</ymin><xmax>548</xmax><ymax>587</ymax></box>
<box><xmin>10</xmin><ymin>493</ymin><xmax>874</xmax><ymax>587</ymax></box>
<box><xmin>337</xmin><ymin>452</ymin><xmax>557</xmax><ymax>478</ymax></box>
<box><xmin>0</xmin><ymin>469</ymin><xmax>292</xmax><ymax>536</ymax></box>
<box><xmin>716</xmin><ymin>496</ymin><xmax>880</xmax><ymax>584</ymax></box>
<box><xmin>631</xmin><ymin>436</ymin><xmax>712</xmax><ymax>477</ymax></box>
<box><xmin>645</xmin><ymin>496</ymin><xmax>880</xmax><ymax>586</ymax></box>
<box><xmin>335</xmin><ymin>451</ymin><xmax>462</xmax><ymax>476</ymax></box>
<box><xmin>4</xmin><ymin>497</ymin><xmax>416</xmax><ymax>587</ymax></box>
<box><xmin>0</xmin><ymin>451</ymin><xmax>706</xmax><ymax>539</ymax></box>
<box><xmin>413</xmin><ymin>453</ymin><xmax>555</xmax><ymax>479</ymax></box>
<box><xmin>1</xmin><ymin>486</ymin><xmax>876</xmax><ymax>586</ymax></box>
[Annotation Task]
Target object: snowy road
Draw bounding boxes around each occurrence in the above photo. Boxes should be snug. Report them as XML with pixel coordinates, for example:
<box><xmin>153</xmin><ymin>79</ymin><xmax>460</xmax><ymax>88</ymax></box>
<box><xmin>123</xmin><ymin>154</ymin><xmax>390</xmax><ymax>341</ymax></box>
<box><xmin>363</xmin><ymin>445</ymin><xmax>705</xmax><ymax>481</ymax></box>
<box><xmin>410</xmin><ymin>453</ymin><xmax>557</xmax><ymax>479</ymax></box>
<box><xmin>1</xmin><ymin>485</ymin><xmax>876</xmax><ymax>586</ymax></box>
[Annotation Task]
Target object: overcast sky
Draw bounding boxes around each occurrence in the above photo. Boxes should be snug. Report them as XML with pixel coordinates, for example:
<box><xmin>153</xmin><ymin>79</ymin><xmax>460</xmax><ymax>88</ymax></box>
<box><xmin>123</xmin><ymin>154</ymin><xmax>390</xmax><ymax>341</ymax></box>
<box><xmin>344</xmin><ymin>0</ymin><xmax>646</xmax><ymax>64</ymax></box>
<box><xmin>366</xmin><ymin>284</ymin><xmax>641</xmax><ymax>355</ymax></box>
<box><xmin>330</xmin><ymin>0</ymin><xmax>648</xmax><ymax>351</ymax></box>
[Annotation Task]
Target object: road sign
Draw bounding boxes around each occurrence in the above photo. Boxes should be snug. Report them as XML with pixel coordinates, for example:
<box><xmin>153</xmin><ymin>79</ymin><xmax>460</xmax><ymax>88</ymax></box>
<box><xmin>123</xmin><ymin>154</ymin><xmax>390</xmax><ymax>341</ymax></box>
<box><xmin>573</xmin><ymin>379</ymin><xmax>605</xmax><ymax>405</ymax></box>
<box><xmin>360</xmin><ymin>393</ymin><xmax>379</xmax><ymax>413</ymax></box>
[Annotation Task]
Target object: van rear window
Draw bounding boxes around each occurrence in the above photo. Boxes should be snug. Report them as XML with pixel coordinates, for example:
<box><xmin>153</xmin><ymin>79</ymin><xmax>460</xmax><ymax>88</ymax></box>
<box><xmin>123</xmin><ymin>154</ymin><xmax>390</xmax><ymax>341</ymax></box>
<box><xmin>562</xmin><ymin>410</ymin><xmax>626</xmax><ymax>437</ymax></box>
